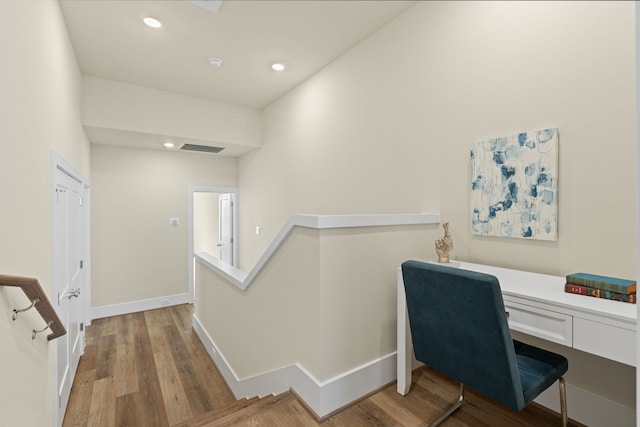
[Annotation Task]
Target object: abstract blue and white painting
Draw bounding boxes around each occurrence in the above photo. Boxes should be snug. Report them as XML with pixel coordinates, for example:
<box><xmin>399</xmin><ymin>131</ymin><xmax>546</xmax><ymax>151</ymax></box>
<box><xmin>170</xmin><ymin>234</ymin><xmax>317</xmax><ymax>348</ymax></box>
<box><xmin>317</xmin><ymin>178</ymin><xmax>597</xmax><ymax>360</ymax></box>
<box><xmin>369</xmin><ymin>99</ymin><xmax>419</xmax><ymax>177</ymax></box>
<box><xmin>470</xmin><ymin>128</ymin><xmax>558</xmax><ymax>241</ymax></box>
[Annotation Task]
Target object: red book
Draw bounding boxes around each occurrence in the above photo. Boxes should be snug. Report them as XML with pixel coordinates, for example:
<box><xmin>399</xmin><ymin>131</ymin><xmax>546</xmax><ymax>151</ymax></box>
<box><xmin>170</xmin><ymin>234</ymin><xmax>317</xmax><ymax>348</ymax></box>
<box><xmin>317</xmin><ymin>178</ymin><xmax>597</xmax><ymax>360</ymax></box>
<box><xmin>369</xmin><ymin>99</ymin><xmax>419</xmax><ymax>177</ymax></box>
<box><xmin>565</xmin><ymin>283</ymin><xmax>636</xmax><ymax>304</ymax></box>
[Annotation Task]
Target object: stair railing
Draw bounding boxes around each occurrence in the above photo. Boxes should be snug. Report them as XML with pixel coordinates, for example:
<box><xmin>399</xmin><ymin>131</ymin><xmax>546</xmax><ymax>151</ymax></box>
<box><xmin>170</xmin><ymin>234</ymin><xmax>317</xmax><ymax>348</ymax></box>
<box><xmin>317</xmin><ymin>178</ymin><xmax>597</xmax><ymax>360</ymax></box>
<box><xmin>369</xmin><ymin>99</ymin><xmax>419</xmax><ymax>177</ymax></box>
<box><xmin>0</xmin><ymin>274</ymin><xmax>66</xmax><ymax>340</ymax></box>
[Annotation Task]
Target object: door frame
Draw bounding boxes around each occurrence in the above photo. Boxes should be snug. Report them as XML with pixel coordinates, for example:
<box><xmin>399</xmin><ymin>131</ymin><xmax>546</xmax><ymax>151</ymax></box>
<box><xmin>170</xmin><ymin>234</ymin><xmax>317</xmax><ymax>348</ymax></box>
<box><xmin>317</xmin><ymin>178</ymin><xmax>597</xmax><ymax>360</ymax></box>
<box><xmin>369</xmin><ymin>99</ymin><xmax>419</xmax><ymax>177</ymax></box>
<box><xmin>188</xmin><ymin>186</ymin><xmax>238</xmax><ymax>303</ymax></box>
<box><xmin>218</xmin><ymin>192</ymin><xmax>234</xmax><ymax>265</ymax></box>
<box><xmin>51</xmin><ymin>150</ymin><xmax>91</xmax><ymax>427</ymax></box>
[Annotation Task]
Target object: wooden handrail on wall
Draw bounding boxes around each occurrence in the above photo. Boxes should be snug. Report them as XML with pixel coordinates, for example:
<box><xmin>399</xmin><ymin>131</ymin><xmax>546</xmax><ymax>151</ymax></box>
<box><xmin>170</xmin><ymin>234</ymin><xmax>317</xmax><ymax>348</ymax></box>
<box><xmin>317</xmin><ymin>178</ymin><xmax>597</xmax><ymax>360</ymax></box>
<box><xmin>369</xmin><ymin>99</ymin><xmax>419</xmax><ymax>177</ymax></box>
<box><xmin>0</xmin><ymin>274</ymin><xmax>66</xmax><ymax>340</ymax></box>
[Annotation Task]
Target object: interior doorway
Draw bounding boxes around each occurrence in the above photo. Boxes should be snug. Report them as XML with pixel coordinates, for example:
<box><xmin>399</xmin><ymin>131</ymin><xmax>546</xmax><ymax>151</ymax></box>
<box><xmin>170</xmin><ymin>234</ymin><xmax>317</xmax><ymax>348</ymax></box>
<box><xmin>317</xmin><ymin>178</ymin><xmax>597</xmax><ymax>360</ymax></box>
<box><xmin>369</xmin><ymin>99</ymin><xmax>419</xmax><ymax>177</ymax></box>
<box><xmin>52</xmin><ymin>152</ymin><xmax>90</xmax><ymax>427</ymax></box>
<box><xmin>188</xmin><ymin>187</ymin><xmax>238</xmax><ymax>301</ymax></box>
<box><xmin>217</xmin><ymin>193</ymin><xmax>234</xmax><ymax>265</ymax></box>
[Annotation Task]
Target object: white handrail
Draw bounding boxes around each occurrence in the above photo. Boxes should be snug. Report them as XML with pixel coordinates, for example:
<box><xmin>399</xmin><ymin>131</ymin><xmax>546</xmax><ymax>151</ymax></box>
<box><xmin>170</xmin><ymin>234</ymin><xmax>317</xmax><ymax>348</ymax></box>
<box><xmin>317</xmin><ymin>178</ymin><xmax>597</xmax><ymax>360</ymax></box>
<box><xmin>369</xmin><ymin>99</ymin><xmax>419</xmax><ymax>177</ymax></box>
<box><xmin>195</xmin><ymin>213</ymin><xmax>440</xmax><ymax>291</ymax></box>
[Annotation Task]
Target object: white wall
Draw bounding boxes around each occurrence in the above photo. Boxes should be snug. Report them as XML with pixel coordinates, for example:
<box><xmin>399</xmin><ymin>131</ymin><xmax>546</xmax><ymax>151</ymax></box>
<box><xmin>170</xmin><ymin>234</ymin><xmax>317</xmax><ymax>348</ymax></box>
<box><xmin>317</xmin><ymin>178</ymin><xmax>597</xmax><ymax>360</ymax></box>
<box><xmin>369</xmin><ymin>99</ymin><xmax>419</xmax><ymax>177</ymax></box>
<box><xmin>196</xmin><ymin>223</ymin><xmax>434</xmax><ymax>382</ymax></box>
<box><xmin>237</xmin><ymin>0</ymin><xmax>635</xmax><ymax>411</ymax></box>
<box><xmin>196</xmin><ymin>227</ymin><xmax>322</xmax><ymax>379</ymax></box>
<box><xmin>315</xmin><ymin>226</ymin><xmax>433</xmax><ymax>380</ymax></box>
<box><xmin>91</xmin><ymin>145</ymin><xmax>237</xmax><ymax>309</ymax></box>
<box><xmin>0</xmin><ymin>0</ymin><xmax>90</xmax><ymax>425</ymax></box>
<box><xmin>83</xmin><ymin>76</ymin><xmax>263</xmax><ymax>153</ymax></box>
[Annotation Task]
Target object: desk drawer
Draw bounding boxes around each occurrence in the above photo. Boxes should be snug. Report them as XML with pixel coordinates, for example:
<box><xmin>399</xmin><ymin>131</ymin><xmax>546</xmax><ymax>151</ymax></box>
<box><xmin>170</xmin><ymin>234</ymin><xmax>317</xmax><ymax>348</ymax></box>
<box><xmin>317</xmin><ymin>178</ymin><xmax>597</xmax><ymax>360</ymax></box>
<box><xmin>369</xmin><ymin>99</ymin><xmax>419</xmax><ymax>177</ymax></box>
<box><xmin>573</xmin><ymin>317</ymin><xmax>636</xmax><ymax>366</ymax></box>
<box><xmin>504</xmin><ymin>301</ymin><xmax>572</xmax><ymax>346</ymax></box>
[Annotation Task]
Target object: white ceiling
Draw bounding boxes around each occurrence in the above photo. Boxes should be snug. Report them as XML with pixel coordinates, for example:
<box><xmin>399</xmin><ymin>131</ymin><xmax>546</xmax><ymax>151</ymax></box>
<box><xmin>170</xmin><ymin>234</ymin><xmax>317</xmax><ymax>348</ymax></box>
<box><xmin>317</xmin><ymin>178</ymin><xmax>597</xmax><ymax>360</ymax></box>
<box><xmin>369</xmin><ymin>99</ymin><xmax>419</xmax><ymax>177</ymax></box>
<box><xmin>59</xmin><ymin>0</ymin><xmax>415</xmax><ymax>110</ymax></box>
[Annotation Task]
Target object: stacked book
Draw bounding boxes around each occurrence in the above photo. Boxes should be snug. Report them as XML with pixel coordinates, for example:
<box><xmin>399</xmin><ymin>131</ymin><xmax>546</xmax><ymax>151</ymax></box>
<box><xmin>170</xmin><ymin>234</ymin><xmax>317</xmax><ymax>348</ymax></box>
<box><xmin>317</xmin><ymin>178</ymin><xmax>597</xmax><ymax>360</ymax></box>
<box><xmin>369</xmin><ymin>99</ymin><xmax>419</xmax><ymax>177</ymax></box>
<box><xmin>565</xmin><ymin>272</ymin><xmax>636</xmax><ymax>304</ymax></box>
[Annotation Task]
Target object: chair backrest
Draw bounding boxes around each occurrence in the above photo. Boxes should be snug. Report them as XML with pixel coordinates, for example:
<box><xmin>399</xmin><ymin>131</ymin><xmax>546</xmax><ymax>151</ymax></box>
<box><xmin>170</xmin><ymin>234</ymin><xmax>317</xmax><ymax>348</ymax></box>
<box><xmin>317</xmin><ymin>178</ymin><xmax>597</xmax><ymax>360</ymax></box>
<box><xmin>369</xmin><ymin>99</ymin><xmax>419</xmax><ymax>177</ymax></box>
<box><xmin>401</xmin><ymin>260</ymin><xmax>525</xmax><ymax>411</ymax></box>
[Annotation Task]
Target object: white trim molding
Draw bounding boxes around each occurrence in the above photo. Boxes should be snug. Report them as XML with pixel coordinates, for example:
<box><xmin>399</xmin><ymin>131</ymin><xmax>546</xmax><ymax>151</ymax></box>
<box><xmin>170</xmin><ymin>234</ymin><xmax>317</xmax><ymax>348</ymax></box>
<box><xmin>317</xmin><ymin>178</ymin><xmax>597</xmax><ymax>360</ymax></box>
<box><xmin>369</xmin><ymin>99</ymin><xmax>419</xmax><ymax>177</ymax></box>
<box><xmin>535</xmin><ymin>381</ymin><xmax>635</xmax><ymax>427</ymax></box>
<box><xmin>192</xmin><ymin>314</ymin><xmax>397</xmax><ymax>419</ymax></box>
<box><xmin>187</xmin><ymin>186</ymin><xmax>239</xmax><ymax>303</ymax></box>
<box><xmin>194</xmin><ymin>313</ymin><xmax>635</xmax><ymax>425</ymax></box>
<box><xmin>51</xmin><ymin>150</ymin><xmax>91</xmax><ymax>427</ymax></box>
<box><xmin>195</xmin><ymin>213</ymin><xmax>440</xmax><ymax>291</ymax></box>
<box><xmin>92</xmin><ymin>293</ymin><xmax>190</xmax><ymax>320</ymax></box>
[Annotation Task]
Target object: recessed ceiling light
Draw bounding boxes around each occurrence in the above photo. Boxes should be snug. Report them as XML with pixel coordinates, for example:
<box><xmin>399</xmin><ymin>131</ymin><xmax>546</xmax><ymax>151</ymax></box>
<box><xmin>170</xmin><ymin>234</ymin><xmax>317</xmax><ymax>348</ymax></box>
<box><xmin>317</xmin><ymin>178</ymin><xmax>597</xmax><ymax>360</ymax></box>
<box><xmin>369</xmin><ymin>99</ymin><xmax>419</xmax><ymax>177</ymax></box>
<box><xmin>163</xmin><ymin>142</ymin><xmax>175</xmax><ymax>148</ymax></box>
<box><xmin>271</xmin><ymin>63</ymin><xmax>285</xmax><ymax>72</ymax></box>
<box><xmin>208</xmin><ymin>57</ymin><xmax>223</xmax><ymax>68</ymax></box>
<box><xmin>143</xmin><ymin>17</ymin><xmax>162</xmax><ymax>28</ymax></box>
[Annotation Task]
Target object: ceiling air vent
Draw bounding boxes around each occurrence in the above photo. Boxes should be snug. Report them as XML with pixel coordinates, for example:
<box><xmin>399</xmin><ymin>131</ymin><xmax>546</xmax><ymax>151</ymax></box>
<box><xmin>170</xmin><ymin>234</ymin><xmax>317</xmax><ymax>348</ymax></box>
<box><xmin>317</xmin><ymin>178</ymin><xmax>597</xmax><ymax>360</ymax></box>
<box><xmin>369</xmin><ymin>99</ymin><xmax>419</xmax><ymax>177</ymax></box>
<box><xmin>180</xmin><ymin>144</ymin><xmax>225</xmax><ymax>154</ymax></box>
<box><xmin>186</xmin><ymin>0</ymin><xmax>223</xmax><ymax>14</ymax></box>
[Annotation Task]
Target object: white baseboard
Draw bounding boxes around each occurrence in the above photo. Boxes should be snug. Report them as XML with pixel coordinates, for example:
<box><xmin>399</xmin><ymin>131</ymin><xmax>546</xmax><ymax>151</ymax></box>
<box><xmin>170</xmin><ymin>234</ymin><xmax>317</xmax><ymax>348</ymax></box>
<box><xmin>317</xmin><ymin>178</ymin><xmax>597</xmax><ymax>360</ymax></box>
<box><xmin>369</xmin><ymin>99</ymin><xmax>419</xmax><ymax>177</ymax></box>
<box><xmin>535</xmin><ymin>380</ymin><xmax>635</xmax><ymax>427</ymax></box>
<box><xmin>192</xmin><ymin>314</ymin><xmax>635</xmax><ymax>424</ymax></box>
<box><xmin>192</xmin><ymin>314</ymin><xmax>397</xmax><ymax>418</ymax></box>
<box><xmin>92</xmin><ymin>293</ymin><xmax>191</xmax><ymax>320</ymax></box>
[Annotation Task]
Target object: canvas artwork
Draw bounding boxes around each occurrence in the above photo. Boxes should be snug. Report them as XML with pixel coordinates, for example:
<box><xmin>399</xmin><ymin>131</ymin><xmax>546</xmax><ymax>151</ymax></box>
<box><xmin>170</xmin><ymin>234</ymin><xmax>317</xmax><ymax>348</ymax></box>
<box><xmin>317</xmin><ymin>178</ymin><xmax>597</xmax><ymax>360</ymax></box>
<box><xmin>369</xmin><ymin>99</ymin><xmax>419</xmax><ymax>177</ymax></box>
<box><xmin>470</xmin><ymin>128</ymin><xmax>558</xmax><ymax>241</ymax></box>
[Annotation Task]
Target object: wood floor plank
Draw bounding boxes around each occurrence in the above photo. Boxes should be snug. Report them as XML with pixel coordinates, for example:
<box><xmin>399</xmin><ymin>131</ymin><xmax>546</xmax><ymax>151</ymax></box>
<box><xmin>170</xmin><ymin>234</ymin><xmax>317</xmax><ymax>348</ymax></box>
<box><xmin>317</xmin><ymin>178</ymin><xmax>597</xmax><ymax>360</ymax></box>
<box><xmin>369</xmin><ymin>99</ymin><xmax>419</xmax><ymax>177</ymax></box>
<box><xmin>341</xmin><ymin>399</ymin><xmax>400</xmax><ymax>426</ymax></box>
<box><xmin>128</xmin><ymin>311</ymin><xmax>147</xmax><ymax>335</ymax></box>
<box><xmin>86</xmin><ymin>376</ymin><xmax>116</xmax><ymax>427</ymax></box>
<box><xmin>115</xmin><ymin>313</ymin><xmax>134</xmax><ymax>346</ymax></box>
<box><xmin>115</xmin><ymin>342</ymin><xmax>138</xmax><ymax>397</ymax></box>
<box><xmin>171</xmin><ymin>313</ymin><xmax>235</xmax><ymax>409</ymax></box>
<box><xmin>252</xmin><ymin>393</ymin><xmax>318</xmax><ymax>427</ymax></box>
<box><xmin>115</xmin><ymin>392</ymin><xmax>141</xmax><ymax>427</ymax></box>
<box><xmin>277</xmin><ymin>398</ymin><xmax>319</xmax><ymax>427</ymax></box>
<box><xmin>177</xmin><ymin>398</ymin><xmax>260</xmax><ymax>427</ymax></box>
<box><xmin>396</xmin><ymin>373</ymin><xmax>464</xmax><ymax>423</ymax></box>
<box><xmin>367</xmin><ymin>387</ymin><xmax>426</xmax><ymax>427</ymax></box>
<box><xmin>62</xmin><ymin>369</ymin><xmax>96</xmax><ymax>427</ymax></box>
<box><xmin>77</xmin><ymin>332</ymin><xmax>98</xmax><ymax>373</ymax></box>
<box><xmin>65</xmin><ymin>305</ymin><xmax>583</xmax><ymax>427</ymax></box>
<box><xmin>154</xmin><ymin>349</ymin><xmax>194</xmax><ymax>425</ymax></box>
<box><xmin>95</xmin><ymin>334</ymin><xmax>116</xmax><ymax>380</ymax></box>
<box><xmin>99</xmin><ymin>316</ymin><xmax>119</xmax><ymax>337</ymax></box>
<box><xmin>325</xmin><ymin>402</ymin><xmax>388</xmax><ymax>427</ymax></box>
<box><xmin>133</xmin><ymin>316</ymin><xmax>170</xmax><ymax>427</ymax></box>
<box><xmin>165</xmin><ymin>322</ymin><xmax>216</xmax><ymax>414</ymax></box>
<box><xmin>145</xmin><ymin>308</ymin><xmax>175</xmax><ymax>354</ymax></box>
<box><xmin>461</xmin><ymin>391</ymin><xmax>554</xmax><ymax>427</ymax></box>
<box><xmin>197</xmin><ymin>394</ymin><xmax>286</xmax><ymax>426</ymax></box>
<box><xmin>170</xmin><ymin>304</ymin><xmax>193</xmax><ymax>333</ymax></box>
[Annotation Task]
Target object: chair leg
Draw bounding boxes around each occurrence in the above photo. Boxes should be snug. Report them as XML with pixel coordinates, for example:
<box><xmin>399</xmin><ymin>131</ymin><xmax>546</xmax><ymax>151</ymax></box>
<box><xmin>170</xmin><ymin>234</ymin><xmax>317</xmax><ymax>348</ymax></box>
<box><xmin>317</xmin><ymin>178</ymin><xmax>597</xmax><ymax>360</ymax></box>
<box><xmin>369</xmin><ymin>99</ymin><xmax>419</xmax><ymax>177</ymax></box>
<box><xmin>559</xmin><ymin>377</ymin><xmax>567</xmax><ymax>427</ymax></box>
<box><xmin>428</xmin><ymin>383</ymin><xmax>465</xmax><ymax>427</ymax></box>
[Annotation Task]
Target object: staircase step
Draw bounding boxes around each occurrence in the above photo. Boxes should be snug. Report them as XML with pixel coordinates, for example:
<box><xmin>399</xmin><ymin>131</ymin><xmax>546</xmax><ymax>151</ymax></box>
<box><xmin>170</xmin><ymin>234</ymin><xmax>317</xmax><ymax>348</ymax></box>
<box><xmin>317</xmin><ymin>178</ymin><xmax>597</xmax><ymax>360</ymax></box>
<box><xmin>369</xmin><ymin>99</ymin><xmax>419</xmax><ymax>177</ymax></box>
<box><xmin>176</xmin><ymin>392</ymin><xmax>298</xmax><ymax>427</ymax></box>
<box><xmin>174</xmin><ymin>396</ymin><xmax>259</xmax><ymax>427</ymax></box>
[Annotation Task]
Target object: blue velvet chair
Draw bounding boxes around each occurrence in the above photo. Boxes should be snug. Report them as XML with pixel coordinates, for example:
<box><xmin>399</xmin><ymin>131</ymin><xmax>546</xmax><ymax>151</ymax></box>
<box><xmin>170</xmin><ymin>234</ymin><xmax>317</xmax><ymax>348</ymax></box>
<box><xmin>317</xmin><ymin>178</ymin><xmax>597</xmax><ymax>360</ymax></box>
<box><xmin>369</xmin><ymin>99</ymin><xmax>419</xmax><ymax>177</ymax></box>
<box><xmin>401</xmin><ymin>260</ymin><xmax>568</xmax><ymax>427</ymax></box>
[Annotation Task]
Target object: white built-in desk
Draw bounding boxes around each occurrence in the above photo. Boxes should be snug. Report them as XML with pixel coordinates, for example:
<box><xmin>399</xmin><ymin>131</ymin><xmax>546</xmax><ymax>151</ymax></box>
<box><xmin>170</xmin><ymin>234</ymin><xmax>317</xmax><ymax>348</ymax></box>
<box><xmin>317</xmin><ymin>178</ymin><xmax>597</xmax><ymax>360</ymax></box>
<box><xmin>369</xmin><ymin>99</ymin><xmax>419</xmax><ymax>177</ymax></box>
<box><xmin>397</xmin><ymin>261</ymin><xmax>637</xmax><ymax>395</ymax></box>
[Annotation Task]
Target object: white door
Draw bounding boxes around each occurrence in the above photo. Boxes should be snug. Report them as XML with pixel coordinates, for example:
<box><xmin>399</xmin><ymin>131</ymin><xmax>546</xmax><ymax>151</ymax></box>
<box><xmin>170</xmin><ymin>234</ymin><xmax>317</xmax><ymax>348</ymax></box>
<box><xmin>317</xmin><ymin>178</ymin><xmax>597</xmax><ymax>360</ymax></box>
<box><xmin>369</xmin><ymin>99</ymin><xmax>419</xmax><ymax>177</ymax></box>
<box><xmin>54</xmin><ymin>168</ymin><xmax>85</xmax><ymax>426</ymax></box>
<box><xmin>218</xmin><ymin>193</ymin><xmax>234</xmax><ymax>265</ymax></box>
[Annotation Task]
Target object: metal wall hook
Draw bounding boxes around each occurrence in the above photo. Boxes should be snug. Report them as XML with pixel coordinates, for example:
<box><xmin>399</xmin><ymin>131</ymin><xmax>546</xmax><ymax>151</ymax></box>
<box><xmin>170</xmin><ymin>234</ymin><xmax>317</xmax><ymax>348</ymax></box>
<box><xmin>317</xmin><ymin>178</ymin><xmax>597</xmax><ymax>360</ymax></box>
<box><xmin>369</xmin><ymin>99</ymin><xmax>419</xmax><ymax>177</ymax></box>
<box><xmin>12</xmin><ymin>298</ymin><xmax>40</xmax><ymax>321</ymax></box>
<box><xmin>32</xmin><ymin>320</ymin><xmax>53</xmax><ymax>340</ymax></box>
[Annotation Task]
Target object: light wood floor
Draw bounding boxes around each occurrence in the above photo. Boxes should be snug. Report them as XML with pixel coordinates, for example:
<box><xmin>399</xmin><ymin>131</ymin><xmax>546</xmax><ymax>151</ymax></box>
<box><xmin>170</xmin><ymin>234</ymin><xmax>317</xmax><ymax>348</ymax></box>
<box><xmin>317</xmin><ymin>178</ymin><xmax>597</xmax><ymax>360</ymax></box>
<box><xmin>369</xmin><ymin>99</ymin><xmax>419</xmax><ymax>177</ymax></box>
<box><xmin>63</xmin><ymin>304</ymin><xmax>583</xmax><ymax>426</ymax></box>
